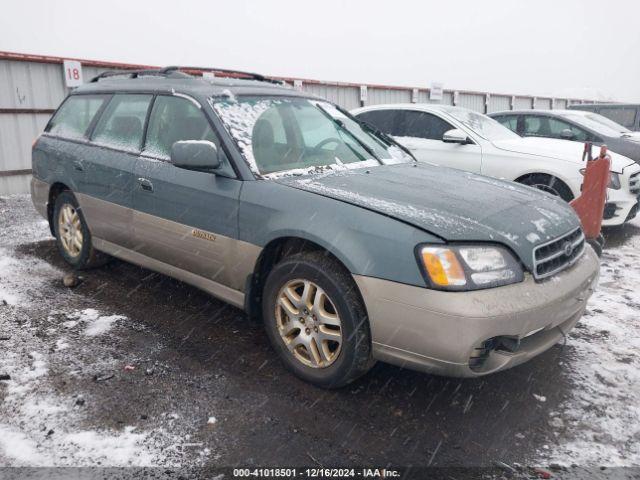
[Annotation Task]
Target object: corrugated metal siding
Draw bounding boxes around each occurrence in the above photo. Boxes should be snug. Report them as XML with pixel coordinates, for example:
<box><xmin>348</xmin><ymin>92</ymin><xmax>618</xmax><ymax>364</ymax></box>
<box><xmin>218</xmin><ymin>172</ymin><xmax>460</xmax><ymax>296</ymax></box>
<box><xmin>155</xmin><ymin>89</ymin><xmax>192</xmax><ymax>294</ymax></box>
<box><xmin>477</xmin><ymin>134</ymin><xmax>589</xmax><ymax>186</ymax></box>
<box><xmin>0</xmin><ymin>60</ymin><xmax>66</xmax><ymax>109</ymax></box>
<box><xmin>458</xmin><ymin>93</ymin><xmax>485</xmax><ymax>112</ymax></box>
<box><xmin>487</xmin><ymin>95</ymin><xmax>511</xmax><ymax>113</ymax></box>
<box><xmin>555</xmin><ymin>99</ymin><xmax>568</xmax><ymax>110</ymax></box>
<box><xmin>302</xmin><ymin>84</ymin><xmax>360</xmax><ymax>110</ymax></box>
<box><xmin>514</xmin><ymin>97</ymin><xmax>533</xmax><ymax>110</ymax></box>
<box><xmin>441</xmin><ymin>92</ymin><xmax>454</xmax><ymax>105</ymax></box>
<box><xmin>0</xmin><ymin>175</ymin><xmax>30</xmax><ymax>195</ymax></box>
<box><xmin>536</xmin><ymin>98</ymin><xmax>552</xmax><ymax>109</ymax></box>
<box><xmin>366</xmin><ymin>88</ymin><xmax>411</xmax><ymax>106</ymax></box>
<box><xmin>0</xmin><ymin>113</ymin><xmax>50</xmax><ymax>171</ymax></box>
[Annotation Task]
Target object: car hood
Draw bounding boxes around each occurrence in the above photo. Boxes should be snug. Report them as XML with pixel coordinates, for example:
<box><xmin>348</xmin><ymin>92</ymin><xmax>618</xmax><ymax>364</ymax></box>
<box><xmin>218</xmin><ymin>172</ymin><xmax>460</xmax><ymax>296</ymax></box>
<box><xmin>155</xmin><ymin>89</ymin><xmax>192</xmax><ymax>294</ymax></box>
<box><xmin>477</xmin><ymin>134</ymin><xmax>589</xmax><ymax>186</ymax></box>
<box><xmin>277</xmin><ymin>162</ymin><xmax>580</xmax><ymax>272</ymax></box>
<box><xmin>491</xmin><ymin>137</ymin><xmax>635</xmax><ymax>172</ymax></box>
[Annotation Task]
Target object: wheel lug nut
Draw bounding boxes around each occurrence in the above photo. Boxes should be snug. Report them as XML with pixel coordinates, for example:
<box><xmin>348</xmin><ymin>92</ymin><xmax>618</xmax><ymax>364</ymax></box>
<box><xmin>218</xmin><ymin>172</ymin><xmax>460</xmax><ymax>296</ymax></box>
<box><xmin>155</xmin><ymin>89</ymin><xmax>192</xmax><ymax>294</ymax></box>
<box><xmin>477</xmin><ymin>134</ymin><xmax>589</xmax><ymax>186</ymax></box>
<box><xmin>300</xmin><ymin>318</ymin><xmax>305</xmax><ymax>323</ymax></box>
<box><xmin>314</xmin><ymin>327</ymin><xmax>318</xmax><ymax>332</ymax></box>
<box><xmin>305</xmin><ymin>328</ymin><xmax>310</xmax><ymax>334</ymax></box>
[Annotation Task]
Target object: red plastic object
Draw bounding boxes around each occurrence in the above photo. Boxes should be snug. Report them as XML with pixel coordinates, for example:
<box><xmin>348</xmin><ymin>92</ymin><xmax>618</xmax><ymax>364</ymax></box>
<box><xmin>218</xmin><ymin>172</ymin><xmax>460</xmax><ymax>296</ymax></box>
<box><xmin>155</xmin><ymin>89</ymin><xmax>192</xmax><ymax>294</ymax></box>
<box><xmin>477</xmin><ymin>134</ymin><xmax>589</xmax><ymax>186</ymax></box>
<box><xmin>570</xmin><ymin>144</ymin><xmax>611</xmax><ymax>240</ymax></box>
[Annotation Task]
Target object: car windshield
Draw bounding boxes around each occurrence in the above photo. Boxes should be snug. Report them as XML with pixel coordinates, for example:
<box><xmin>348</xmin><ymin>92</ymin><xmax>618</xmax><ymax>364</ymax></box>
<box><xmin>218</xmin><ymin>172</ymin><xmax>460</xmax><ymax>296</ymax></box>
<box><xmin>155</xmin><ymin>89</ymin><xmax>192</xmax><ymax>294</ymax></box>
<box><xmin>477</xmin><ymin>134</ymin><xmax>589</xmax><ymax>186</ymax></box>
<box><xmin>210</xmin><ymin>96</ymin><xmax>412</xmax><ymax>177</ymax></box>
<box><xmin>564</xmin><ymin>112</ymin><xmax>631</xmax><ymax>136</ymax></box>
<box><xmin>444</xmin><ymin>108</ymin><xmax>521</xmax><ymax>141</ymax></box>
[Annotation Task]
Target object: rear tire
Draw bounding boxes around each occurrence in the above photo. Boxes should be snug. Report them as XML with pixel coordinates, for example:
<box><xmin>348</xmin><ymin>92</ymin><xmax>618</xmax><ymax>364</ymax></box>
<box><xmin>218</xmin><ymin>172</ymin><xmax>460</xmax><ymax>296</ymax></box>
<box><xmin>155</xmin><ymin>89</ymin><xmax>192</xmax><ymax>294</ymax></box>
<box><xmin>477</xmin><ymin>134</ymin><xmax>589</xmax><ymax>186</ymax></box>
<box><xmin>262</xmin><ymin>251</ymin><xmax>374</xmax><ymax>388</ymax></box>
<box><xmin>53</xmin><ymin>191</ymin><xmax>109</xmax><ymax>269</ymax></box>
<box><xmin>518</xmin><ymin>174</ymin><xmax>574</xmax><ymax>202</ymax></box>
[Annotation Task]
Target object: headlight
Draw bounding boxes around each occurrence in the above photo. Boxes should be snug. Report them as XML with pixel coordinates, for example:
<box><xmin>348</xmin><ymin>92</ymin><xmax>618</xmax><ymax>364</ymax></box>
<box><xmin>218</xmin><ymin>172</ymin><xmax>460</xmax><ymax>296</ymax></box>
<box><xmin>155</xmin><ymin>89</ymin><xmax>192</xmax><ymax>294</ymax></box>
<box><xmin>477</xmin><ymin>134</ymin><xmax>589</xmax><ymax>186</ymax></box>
<box><xmin>579</xmin><ymin>168</ymin><xmax>621</xmax><ymax>190</ymax></box>
<box><xmin>417</xmin><ymin>244</ymin><xmax>524</xmax><ymax>291</ymax></box>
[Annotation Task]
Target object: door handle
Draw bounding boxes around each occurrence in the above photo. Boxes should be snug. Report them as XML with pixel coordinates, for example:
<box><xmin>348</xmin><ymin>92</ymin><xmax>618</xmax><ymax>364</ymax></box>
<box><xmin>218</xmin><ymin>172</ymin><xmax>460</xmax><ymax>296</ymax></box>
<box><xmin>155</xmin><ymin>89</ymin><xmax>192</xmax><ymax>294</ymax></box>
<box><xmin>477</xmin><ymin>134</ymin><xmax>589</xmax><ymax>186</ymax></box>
<box><xmin>73</xmin><ymin>161</ymin><xmax>84</xmax><ymax>172</ymax></box>
<box><xmin>137</xmin><ymin>177</ymin><xmax>154</xmax><ymax>192</ymax></box>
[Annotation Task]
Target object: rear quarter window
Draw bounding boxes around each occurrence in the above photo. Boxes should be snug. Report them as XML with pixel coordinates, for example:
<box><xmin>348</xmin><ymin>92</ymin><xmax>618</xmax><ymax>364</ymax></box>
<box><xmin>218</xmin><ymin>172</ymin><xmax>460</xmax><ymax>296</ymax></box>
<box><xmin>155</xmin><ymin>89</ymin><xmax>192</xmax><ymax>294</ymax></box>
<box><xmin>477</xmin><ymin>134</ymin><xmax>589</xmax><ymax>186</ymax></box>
<box><xmin>91</xmin><ymin>94</ymin><xmax>153</xmax><ymax>152</ymax></box>
<box><xmin>47</xmin><ymin>95</ymin><xmax>108</xmax><ymax>140</ymax></box>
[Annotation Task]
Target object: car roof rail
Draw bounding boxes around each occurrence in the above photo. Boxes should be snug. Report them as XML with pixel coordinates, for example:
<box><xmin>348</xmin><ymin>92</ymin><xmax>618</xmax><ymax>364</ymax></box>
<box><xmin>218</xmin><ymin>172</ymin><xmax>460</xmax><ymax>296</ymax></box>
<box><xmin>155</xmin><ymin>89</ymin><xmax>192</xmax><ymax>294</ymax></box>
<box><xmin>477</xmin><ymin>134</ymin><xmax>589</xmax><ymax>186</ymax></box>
<box><xmin>158</xmin><ymin>66</ymin><xmax>284</xmax><ymax>85</ymax></box>
<box><xmin>89</xmin><ymin>69</ymin><xmax>191</xmax><ymax>83</ymax></box>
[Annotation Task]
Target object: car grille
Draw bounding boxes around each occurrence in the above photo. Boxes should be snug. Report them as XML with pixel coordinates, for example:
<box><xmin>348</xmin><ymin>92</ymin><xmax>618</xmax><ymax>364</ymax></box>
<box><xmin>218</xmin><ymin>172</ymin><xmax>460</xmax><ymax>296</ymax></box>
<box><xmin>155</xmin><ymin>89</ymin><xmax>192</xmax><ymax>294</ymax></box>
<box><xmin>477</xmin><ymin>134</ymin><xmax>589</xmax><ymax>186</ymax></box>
<box><xmin>533</xmin><ymin>227</ymin><xmax>585</xmax><ymax>280</ymax></box>
<box><xmin>630</xmin><ymin>172</ymin><xmax>640</xmax><ymax>195</ymax></box>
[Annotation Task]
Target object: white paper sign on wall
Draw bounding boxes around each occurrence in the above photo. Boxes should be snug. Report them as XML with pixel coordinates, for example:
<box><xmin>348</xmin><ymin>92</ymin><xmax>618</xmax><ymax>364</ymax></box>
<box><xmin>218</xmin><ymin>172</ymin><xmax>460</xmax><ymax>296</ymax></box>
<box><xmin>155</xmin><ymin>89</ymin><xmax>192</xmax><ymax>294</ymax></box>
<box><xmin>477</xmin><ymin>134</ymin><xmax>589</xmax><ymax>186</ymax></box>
<box><xmin>293</xmin><ymin>79</ymin><xmax>303</xmax><ymax>91</ymax></box>
<box><xmin>360</xmin><ymin>85</ymin><xmax>368</xmax><ymax>102</ymax></box>
<box><xmin>63</xmin><ymin>60</ymin><xmax>83</xmax><ymax>87</ymax></box>
<box><xmin>202</xmin><ymin>71</ymin><xmax>216</xmax><ymax>80</ymax></box>
<box><xmin>411</xmin><ymin>88</ymin><xmax>419</xmax><ymax>103</ymax></box>
<box><xmin>430</xmin><ymin>82</ymin><xmax>443</xmax><ymax>101</ymax></box>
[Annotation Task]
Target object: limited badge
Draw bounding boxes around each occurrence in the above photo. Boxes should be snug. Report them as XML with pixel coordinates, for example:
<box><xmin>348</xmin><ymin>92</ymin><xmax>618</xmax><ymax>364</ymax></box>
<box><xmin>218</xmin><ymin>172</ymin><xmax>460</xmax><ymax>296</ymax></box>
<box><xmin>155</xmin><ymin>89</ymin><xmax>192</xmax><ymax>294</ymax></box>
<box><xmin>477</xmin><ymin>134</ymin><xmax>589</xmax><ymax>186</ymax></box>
<box><xmin>192</xmin><ymin>229</ymin><xmax>216</xmax><ymax>242</ymax></box>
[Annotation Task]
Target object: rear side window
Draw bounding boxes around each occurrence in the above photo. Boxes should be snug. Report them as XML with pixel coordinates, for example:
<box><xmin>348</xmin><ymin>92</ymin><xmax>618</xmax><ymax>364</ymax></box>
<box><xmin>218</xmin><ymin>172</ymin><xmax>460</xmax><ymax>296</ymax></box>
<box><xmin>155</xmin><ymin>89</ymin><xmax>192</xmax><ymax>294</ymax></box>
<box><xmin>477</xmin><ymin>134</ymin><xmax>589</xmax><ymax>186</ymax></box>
<box><xmin>523</xmin><ymin>115</ymin><xmax>590</xmax><ymax>141</ymax></box>
<box><xmin>546</xmin><ymin>117</ymin><xmax>589</xmax><ymax>141</ymax></box>
<box><xmin>91</xmin><ymin>94</ymin><xmax>152</xmax><ymax>152</ymax></box>
<box><xmin>47</xmin><ymin>95</ymin><xmax>108</xmax><ymax>140</ymax></box>
<box><xmin>397</xmin><ymin>111</ymin><xmax>454</xmax><ymax>140</ymax></box>
<box><xmin>598</xmin><ymin>107</ymin><xmax>637</xmax><ymax>129</ymax></box>
<box><xmin>494</xmin><ymin>115</ymin><xmax>518</xmax><ymax>132</ymax></box>
<box><xmin>356</xmin><ymin>110</ymin><xmax>401</xmax><ymax>136</ymax></box>
<box><xmin>144</xmin><ymin>96</ymin><xmax>218</xmax><ymax>159</ymax></box>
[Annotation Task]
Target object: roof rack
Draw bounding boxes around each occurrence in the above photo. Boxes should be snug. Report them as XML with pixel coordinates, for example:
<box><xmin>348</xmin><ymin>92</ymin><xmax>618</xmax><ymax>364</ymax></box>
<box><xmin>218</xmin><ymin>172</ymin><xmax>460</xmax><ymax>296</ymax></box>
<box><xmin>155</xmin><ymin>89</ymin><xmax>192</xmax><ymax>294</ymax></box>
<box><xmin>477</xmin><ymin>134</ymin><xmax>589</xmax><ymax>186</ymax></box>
<box><xmin>159</xmin><ymin>66</ymin><xmax>283</xmax><ymax>85</ymax></box>
<box><xmin>90</xmin><ymin>66</ymin><xmax>284</xmax><ymax>85</ymax></box>
<box><xmin>89</xmin><ymin>69</ymin><xmax>190</xmax><ymax>83</ymax></box>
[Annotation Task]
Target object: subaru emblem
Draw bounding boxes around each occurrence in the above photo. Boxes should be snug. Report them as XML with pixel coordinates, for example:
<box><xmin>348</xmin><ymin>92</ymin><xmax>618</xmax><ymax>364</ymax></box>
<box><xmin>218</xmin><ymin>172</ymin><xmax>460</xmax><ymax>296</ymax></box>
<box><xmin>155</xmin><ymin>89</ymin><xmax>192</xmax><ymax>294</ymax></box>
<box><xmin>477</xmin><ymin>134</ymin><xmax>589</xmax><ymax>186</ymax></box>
<box><xmin>563</xmin><ymin>241</ymin><xmax>573</xmax><ymax>257</ymax></box>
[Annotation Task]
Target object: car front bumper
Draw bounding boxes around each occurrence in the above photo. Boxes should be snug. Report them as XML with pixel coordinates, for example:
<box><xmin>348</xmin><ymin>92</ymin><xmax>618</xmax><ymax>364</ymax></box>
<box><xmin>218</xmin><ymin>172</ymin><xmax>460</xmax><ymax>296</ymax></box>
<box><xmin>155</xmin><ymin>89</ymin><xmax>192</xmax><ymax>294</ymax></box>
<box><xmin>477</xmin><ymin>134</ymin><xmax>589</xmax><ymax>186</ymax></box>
<box><xmin>354</xmin><ymin>245</ymin><xmax>600</xmax><ymax>377</ymax></box>
<box><xmin>602</xmin><ymin>165</ymin><xmax>640</xmax><ymax>226</ymax></box>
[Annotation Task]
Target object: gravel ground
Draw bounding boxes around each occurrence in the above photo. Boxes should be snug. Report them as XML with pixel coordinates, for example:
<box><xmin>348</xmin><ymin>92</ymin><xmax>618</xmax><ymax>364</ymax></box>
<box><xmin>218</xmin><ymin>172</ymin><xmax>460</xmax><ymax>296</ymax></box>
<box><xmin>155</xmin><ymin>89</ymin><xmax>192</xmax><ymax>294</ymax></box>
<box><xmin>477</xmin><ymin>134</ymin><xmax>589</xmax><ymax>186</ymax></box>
<box><xmin>1</xmin><ymin>194</ymin><xmax>639</xmax><ymax>479</ymax></box>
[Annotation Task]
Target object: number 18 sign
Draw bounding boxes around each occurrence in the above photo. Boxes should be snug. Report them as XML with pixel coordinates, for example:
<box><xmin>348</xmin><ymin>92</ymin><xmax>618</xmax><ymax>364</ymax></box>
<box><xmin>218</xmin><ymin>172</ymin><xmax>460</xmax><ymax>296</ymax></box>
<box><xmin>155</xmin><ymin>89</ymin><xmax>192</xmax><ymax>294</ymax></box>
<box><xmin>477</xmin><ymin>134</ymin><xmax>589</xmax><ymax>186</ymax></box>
<box><xmin>63</xmin><ymin>60</ymin><xmax>83</xmax><ymax>87</ymax></box>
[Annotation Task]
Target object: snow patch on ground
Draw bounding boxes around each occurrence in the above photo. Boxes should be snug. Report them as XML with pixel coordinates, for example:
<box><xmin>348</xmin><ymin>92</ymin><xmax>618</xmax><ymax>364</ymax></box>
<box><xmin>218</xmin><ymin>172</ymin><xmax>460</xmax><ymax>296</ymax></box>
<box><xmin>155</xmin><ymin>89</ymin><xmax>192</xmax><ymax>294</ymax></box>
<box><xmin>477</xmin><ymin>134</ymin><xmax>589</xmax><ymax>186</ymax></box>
<box><xmin>64</xmin><ymin>308</ymin><xmax>126</xmax><ymax>336</ymax></box>
<box><xmin>541</xmin><ymin>216</ymin><xmax>640</xmax><ymax>466</ymax></box>
<box><xmin>0</xmin><ymin>247</ymin><xmax>60</xmax><ymax>306</ymax></box>
<box><xmin>0</xmin><ymin>195</ymin><xmax>195</xmax><ymax>467</ymax></box>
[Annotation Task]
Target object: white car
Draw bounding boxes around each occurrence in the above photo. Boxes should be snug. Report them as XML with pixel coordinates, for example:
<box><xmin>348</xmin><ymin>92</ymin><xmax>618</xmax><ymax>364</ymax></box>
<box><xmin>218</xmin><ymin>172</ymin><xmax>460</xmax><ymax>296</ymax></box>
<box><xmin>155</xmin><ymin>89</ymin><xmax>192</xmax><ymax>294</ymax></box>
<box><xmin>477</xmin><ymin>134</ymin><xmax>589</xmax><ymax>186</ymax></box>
<box><xmin>351</xmin><ymin>104</ymin><xmax>640</xmax><ymax>226</ymax></box>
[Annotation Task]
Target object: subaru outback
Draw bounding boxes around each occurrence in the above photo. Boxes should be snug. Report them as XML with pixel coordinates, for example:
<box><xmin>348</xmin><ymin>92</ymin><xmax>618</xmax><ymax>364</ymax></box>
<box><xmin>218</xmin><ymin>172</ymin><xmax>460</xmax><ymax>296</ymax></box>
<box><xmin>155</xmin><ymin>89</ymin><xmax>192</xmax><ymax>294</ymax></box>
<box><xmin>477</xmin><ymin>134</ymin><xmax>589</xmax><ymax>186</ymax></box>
<box><xmin>31</xmin><ymin>67</ymin><xmax>600</xmax><ymax>387</ymax></box>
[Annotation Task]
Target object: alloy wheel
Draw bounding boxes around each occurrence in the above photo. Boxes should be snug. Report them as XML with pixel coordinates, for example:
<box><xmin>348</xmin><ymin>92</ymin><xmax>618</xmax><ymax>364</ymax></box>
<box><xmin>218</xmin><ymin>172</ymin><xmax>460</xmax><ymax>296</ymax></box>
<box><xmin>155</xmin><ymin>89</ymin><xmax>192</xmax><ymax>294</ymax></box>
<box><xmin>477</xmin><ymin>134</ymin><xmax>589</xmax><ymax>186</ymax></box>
<box><xmin>275</xmin><ymin>279</ymin><xmax>343</xmax><ymax>368</ymax></box>
<box><xmin>58</xmin><ymin>204</ymin><xmax>83</xmax><ymax>257</ymax></box>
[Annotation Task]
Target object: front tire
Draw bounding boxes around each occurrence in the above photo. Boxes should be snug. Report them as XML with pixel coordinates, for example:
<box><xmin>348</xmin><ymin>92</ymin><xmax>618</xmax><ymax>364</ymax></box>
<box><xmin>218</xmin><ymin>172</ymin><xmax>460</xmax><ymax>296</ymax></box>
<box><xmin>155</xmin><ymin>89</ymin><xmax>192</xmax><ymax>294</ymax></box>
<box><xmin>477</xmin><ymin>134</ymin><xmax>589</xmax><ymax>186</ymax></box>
<box><xmin>262</xmin><ymin>251</ymin><xmax>373</xmax><ymax>388</ymax></box>
<box><xmin>53</xmin><ymin>191</ymin><xmax>108</xmax><ymax>269</ymax></box>
<box><xmin>518</xmin><ymin>174</ymin><xmax>574</xmax><ymax>202</ymax></box>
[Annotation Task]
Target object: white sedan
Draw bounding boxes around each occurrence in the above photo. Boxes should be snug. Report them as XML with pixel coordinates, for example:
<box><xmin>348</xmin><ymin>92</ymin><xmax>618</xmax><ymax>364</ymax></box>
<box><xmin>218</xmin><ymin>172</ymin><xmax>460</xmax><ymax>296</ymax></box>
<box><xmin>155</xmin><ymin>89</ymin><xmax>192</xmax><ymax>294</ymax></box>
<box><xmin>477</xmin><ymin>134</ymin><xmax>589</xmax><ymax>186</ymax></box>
<box><xmin>351</xmin><ymin>104</ymin><xmax>640</xmax><ymax>226</ymax></box>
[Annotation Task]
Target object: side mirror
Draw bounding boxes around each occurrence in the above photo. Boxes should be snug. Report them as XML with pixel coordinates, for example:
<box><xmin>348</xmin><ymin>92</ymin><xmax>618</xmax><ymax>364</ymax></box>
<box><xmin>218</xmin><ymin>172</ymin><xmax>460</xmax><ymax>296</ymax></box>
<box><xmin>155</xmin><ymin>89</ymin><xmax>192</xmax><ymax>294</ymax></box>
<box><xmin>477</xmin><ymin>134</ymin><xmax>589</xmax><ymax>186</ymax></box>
<box><xmin>560</xmin><ymin>129</ymin><xmax>575</xmax><ymax>140</ymax></box>
<box><xmin>171</xmin><ymin>140</ymin><xmax>221</xmax><ymax>171</ymax></box>
<box><xmin>442</xmin><ymin>129</ymin><xmax>470</xmax><ymax>144</ymax></box>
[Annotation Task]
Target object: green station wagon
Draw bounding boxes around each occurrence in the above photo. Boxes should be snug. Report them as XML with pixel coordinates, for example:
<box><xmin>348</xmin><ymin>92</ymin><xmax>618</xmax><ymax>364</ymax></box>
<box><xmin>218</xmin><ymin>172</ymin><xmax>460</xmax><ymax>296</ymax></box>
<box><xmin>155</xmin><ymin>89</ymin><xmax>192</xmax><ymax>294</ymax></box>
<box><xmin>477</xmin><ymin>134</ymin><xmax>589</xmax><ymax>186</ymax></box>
<box><xmin>31</xmin><ymin>67</ymin><xmax>600</xmax><ymax>387</ymax></box>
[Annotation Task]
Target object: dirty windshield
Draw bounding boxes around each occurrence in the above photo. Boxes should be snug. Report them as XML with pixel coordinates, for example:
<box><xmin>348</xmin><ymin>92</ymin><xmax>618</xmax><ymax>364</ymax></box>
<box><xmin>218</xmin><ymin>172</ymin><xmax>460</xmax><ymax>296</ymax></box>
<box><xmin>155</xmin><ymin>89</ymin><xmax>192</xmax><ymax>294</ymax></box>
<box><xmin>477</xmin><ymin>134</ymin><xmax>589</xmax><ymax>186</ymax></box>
<box><xmin>211</xmin><ymin>96</ymin><xmax>412</xmax><ymax>176</ymax></box>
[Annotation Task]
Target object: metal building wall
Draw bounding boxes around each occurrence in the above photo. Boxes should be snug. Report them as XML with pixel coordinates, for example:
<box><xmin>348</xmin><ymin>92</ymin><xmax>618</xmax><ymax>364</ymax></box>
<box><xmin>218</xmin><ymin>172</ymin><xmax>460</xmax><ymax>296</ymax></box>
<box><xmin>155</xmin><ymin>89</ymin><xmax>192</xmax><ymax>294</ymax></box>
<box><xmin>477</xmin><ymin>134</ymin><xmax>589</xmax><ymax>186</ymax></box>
<box><xmin>513</xmin><ymin>97</ymin><xmax>534</xmax><ymax>110</ymax></box>
<box><xmin>536</xmin><ymin>98</ymin><xmax>552</xmax><ymax>109</ymax></box>
<box><xmin>457</xmin><ymin>93</ymin><xmax>485</xmax><ymax>112</ymax></box>
<box><xmin>367</xmin><ymin>87</ymin><xmax>411</xmax><ymax>106</ymax></box>
<box><xmin>487</xmin><ymin>95</ymin><xmax>511</xmax><ymax>113</ymax></box>
<box><xmin>0</xmin><ymin>51</ymin><xmax>599</xmax><ymax>194</ymax></box>
<box><xmin>302</xmin><ymin>83</ymin><xmax>360</xmax><ymax>110</ymax></box>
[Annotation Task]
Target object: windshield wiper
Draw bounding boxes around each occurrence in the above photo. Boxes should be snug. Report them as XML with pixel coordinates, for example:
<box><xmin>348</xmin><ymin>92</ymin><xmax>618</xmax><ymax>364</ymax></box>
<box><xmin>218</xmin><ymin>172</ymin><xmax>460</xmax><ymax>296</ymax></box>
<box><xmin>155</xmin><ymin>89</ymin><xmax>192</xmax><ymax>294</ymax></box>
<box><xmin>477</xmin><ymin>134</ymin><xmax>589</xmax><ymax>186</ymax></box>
<box><xmin>315</xmin><ymin>104</ymin><xmax>382</xmax><ymax>163</ymax></box>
